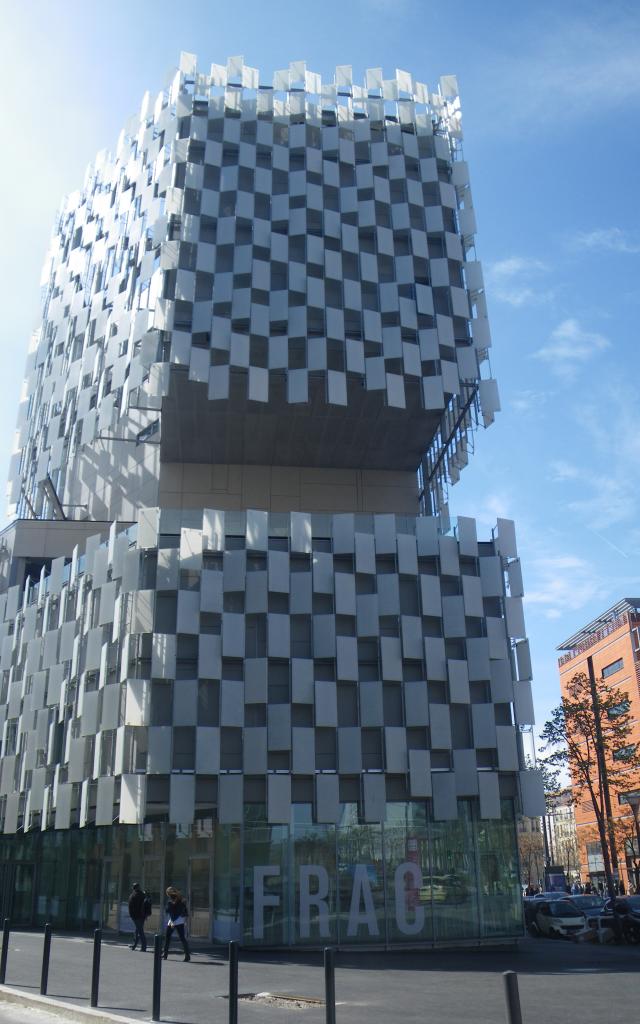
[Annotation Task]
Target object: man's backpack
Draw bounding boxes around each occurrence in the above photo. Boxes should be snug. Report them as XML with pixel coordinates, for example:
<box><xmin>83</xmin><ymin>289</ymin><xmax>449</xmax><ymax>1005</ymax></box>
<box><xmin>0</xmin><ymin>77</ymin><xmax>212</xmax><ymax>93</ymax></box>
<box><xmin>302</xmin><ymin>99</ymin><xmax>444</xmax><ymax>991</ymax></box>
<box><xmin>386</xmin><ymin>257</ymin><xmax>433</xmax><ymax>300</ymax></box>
<box><xmin>143</xmin><ymin>894</ymin><xmax>152</xmax><ymax>918</ymax></box>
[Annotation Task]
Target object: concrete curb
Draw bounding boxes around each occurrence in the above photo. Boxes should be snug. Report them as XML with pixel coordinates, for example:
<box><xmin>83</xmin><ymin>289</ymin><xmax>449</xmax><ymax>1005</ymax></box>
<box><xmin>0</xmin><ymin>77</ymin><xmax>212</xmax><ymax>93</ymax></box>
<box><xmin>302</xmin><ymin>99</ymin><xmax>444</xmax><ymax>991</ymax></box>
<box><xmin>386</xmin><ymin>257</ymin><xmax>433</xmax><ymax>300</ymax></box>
<box><xmin>0</xmin><ymin>985</ymin><xmax>138</xmax><ymax>1024</ymax></box>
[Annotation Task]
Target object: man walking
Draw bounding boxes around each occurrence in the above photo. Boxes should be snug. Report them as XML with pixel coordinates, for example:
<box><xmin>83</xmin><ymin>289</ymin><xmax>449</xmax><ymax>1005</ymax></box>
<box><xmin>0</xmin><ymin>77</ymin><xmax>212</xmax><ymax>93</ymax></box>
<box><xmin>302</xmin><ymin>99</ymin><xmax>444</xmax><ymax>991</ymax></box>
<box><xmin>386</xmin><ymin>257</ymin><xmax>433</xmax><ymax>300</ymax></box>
<box><xmin>128</xmin><ymin>882</ymin><xmax>147</xmax><ymax>951</ymax></box>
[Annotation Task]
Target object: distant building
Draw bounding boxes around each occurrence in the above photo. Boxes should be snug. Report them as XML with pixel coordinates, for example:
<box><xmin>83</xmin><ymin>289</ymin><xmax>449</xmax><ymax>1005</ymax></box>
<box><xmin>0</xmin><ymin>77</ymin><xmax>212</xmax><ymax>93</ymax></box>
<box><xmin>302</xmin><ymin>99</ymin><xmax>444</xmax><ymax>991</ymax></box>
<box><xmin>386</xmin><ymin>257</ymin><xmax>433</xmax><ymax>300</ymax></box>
<box><xmin>544</xmin><ymin>789</ymin><xmax>579</xmax><ymax>881</ymax></box>
<box><xmin>558</xmin><ymin>599</ymin><xmax>640</xmax><ymax>890</ymax></box>
<box><xmin>0</xmin><ymin>53</ymin><xmax>543</xmax><ymax>945</ymax></box>
<box><xmin>517</xmin><ymin>815</ymin><xmax>542</xmax><ymax>835</ymax></box>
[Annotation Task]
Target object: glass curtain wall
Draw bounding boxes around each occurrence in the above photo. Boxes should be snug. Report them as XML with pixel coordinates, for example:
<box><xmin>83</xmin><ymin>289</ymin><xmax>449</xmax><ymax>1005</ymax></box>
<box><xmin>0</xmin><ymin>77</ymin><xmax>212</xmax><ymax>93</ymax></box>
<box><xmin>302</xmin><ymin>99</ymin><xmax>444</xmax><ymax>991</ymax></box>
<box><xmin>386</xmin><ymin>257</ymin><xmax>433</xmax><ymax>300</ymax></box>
<box><xmin>0</xmin><ymin>799</ymin><xmax>522</xmax><ymax>944</ymax></box>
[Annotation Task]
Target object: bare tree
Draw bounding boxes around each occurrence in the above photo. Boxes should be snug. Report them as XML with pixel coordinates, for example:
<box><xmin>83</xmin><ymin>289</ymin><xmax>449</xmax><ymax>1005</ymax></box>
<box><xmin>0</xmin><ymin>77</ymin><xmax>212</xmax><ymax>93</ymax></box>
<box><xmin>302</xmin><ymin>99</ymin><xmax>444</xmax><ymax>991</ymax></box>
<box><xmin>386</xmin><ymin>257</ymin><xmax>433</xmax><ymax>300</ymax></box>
<box><xmin>540</xmin><ymin>670</ymin><xmax>640</xmax><ymax>901</ymax></box>
<box><xmin>518</xmin><ymin>828</ymin><xmax>545</xmax><ymax>889</ymax></box>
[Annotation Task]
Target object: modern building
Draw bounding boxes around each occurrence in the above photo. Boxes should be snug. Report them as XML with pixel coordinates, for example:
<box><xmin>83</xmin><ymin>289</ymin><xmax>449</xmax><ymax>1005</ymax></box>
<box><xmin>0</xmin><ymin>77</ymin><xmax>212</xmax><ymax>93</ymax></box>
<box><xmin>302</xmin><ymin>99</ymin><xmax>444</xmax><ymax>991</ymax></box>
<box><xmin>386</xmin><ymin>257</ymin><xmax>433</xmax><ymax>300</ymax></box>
<box><xmin>558</xmin><ymin>599</ymin><xmax>640</xmax><ymax>891</ymax></box>
<box><xmin>0</xmin><ymin>54</ymin><xmax>543</xmax><ymax>946</ymax></box>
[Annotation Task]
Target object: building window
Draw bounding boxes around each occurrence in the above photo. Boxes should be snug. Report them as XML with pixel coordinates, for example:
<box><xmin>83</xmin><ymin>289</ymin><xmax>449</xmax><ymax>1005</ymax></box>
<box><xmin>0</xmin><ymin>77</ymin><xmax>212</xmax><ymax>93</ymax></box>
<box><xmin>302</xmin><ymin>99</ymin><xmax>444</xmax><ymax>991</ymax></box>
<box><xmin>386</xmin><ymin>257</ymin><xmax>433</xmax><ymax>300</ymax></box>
<box><xmin>586</xmin><ymin>842</ymin><xmax>604</xmax><ymax>872</ymax></box>
<box><xmin>608</xmin><ymin>699</ymin><xmax>630</xmax><ymax>719</ymax></box>
<box><xmin>613</xmin><ymin>743</ymin><xmax>637</xmax><ymax>762</ymax></box>
<box><xmin>602</xmin><ymin>658</ymin><xmax>623</xmax><ymax>679</ymax></box>
<box><xmin>172</xmin><ymin>727</ymin><xmax>195</xmax><ymax>771</ymax></box>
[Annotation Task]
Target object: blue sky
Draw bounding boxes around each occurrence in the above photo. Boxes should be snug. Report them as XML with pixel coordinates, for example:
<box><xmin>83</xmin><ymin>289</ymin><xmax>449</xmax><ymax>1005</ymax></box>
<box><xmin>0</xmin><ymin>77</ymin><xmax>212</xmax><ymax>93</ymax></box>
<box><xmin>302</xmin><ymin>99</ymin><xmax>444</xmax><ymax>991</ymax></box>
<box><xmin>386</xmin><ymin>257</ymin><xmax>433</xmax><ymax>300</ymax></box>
<box><xmin>1</xmin><ymin>0</ymin><xmax>639</xmax><ymax>741</ymax></box>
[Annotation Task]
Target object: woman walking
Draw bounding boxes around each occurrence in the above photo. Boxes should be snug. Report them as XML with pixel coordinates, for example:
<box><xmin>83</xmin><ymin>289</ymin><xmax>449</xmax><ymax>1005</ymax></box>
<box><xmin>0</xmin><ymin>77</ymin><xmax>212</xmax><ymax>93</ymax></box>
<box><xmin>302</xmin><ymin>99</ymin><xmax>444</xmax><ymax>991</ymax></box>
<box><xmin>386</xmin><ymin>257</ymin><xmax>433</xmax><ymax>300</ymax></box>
<box><xmin>162</xmin><ymin>886</ymin><xmax>190</xmax><ymax>961</ymax></box>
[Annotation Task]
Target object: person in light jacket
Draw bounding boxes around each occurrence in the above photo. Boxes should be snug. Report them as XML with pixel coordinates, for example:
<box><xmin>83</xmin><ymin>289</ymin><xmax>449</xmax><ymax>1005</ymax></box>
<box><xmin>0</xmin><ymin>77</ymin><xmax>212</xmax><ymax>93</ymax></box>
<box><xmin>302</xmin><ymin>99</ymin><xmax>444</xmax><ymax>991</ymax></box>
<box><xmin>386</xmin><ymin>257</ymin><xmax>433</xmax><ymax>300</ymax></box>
<box><xmin>162</xmin><ymin>886</ymin><xmax>190</xmax><ymax>961</ymax></box>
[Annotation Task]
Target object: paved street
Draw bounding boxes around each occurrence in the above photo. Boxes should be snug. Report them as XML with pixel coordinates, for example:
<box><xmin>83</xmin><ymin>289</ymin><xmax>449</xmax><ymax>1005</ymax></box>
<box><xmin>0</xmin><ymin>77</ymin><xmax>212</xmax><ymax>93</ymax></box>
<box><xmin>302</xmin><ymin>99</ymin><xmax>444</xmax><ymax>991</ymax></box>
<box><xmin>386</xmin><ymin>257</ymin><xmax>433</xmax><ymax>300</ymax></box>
<box><xmin>0</xmin><ymin>930</ymin><xmax>638</xmax><ymax>1024</ymax></box>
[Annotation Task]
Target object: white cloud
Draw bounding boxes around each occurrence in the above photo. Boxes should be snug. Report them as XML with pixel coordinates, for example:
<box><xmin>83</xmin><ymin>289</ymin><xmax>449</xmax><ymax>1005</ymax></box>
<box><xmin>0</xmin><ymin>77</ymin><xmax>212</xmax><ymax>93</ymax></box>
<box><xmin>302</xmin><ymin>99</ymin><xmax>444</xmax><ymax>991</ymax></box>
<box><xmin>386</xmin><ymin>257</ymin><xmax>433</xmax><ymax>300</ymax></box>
<box><xmin>485</xmin><ymin>257</ymin><xmax>551</xmax><ymax>307</ymax></box>
<box><xmin>510</xmin><ymin>389</ymin><xmax>548</xmax><ymax>413</ymax></box>
<box><xmin>525</xmin><ymin>554</ymin><xmax>603</xmax><ymax>620</ymax></box>
<box><xmin>528</xmin><ymin>552</ymin><xmax>640</xmax><ymax>622</ymax></box>
<box><xmin>567</xmin><ymin>482</ymin><xmax>637</xmax><ymax>532</ymax></box>
<box><xmin>534</xmin><ymin>318</ymin><xmax>610</xmax><ymax>376</ymax></box>
<box><xmin>486</xmin><ymin>10</ymin><xmax>640</xmax><ymax>129</ymax></box>
<box><xmin>567</xmin><ymin>228</ymin><xmax>640</xmax><ymax>255</ymax></box>
<box><xmin>465</xmin><ymin>490</ymin><xmax>515</xmax><ymax>532</ymax></box>
<box><xmin>555</xmin><ymin>376</ymin><xmax>640</xmax><ymax>532</ymax></box>
<box><xmin>549</xmin><ymin>459</ymin><xmax>580</xmax><ymax>483</ymax></box>
<box><xmin>524</xmin><ymin>551</ymin><xmax>640</xmax><ymax>621</ymax></box>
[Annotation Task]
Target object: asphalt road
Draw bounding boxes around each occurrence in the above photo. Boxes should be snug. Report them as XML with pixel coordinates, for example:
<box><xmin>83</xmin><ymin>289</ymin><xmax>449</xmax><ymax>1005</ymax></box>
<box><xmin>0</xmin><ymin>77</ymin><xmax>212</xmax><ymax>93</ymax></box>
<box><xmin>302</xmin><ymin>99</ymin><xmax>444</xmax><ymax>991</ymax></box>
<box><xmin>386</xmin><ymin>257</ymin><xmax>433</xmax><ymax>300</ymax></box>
<box><xmin>0</xmin><ymin>930</ymin><xmax>638</xmax><ymax>1024</ymax></box>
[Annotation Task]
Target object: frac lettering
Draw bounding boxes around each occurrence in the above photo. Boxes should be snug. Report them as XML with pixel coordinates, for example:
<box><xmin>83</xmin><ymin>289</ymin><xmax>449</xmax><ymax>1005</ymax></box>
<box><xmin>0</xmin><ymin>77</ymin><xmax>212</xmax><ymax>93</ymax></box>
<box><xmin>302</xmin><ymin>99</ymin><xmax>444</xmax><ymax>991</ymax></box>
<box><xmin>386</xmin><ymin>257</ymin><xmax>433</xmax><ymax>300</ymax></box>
<box><xmin>394</xmin><ymin>861</ymin><xmax>424</xmax><ymax>936</ymax></box>
<box><xmin>253</xmin><ymin>865</ymin><xmax>280</xmax><ymax>940</ymax></box>
<box><xmin>298</xmin><ymin>864</ymin><xmax>330</xmax><ymax>938</ymax></box>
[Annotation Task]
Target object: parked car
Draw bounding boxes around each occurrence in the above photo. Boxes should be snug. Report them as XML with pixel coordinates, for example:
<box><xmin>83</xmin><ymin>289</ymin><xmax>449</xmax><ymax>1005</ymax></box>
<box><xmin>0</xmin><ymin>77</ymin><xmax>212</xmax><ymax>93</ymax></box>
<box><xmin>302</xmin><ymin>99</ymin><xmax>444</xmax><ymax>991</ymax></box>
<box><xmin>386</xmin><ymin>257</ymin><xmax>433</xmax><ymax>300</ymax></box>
<box><xmin>523</xmin><ymin>892</ymin><xmax>568</xmax><ymax>930</ymax></box>
<box><xmin>567</xmin><ymin>894</ymin><xmax>606</xmax><ymax>927</ymax></box>
<box><xmin>419</xmin><ymin>873</ymin><xmax>468</xmax><ymax>905</ymax></box>
<box><xmin>603</xmin><ymin>895</ymin><xmax>640</xmax><ymax>944</ymax></box>
<box><xmin>529</xmin><ymin>899</ymin><xmax>587</xmax><ymax>938</ymax></box>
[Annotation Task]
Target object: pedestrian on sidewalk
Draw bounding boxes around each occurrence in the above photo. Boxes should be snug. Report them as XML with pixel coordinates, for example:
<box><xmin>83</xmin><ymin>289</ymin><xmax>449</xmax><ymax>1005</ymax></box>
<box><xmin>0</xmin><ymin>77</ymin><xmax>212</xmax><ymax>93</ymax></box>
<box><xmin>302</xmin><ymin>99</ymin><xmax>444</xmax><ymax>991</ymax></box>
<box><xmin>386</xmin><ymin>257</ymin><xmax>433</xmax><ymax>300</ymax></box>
<box><xmin>163</xmin><ymin>886</ymin><xmax>190</xmax><ymax>962</ymax></box>
<box><xmin>128</xmin><ymin>882</ymin><xmax>148</xmax><ymax>951</ymax></box>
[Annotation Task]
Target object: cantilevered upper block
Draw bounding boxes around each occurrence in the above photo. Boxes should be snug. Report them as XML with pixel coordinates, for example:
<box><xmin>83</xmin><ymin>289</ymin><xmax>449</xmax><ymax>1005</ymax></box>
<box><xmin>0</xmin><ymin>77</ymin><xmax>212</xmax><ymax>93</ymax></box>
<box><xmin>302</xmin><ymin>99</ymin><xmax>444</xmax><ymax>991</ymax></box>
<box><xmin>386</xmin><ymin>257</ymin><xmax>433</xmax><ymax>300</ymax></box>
<box><xmin>8</xmin><ymin>55</ymin><xmax>496</xmax><ymax>522</ymax></box>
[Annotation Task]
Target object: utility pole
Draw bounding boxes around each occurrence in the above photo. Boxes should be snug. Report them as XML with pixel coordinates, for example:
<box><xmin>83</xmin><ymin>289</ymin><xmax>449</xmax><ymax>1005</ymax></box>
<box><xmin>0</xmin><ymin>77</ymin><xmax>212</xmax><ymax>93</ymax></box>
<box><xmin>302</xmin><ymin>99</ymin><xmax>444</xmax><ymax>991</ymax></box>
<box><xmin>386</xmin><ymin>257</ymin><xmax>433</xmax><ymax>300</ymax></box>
<box><xmin>587</xmin><ymin>655</ymin><xmax>619</xmax><ymax>900</ymax></box>
<box><xmin>628</xmin><ymin>795</ymin><xmax>640</xmax><ymax>891</ymax></box>
<box><xmin>542</xmin><ymin>811</ymin><xmax>551</xmax><ymax>870</ymax></box>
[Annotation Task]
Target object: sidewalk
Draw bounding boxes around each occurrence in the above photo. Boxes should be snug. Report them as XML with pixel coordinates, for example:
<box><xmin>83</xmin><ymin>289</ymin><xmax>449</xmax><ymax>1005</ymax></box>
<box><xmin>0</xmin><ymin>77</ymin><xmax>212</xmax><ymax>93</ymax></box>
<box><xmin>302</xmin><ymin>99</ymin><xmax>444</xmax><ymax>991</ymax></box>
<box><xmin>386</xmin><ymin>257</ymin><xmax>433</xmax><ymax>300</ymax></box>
<box><xmin>0</xmin><ymin>929</ymin><xmax>638</xmax><ymax>1024</ymax></box>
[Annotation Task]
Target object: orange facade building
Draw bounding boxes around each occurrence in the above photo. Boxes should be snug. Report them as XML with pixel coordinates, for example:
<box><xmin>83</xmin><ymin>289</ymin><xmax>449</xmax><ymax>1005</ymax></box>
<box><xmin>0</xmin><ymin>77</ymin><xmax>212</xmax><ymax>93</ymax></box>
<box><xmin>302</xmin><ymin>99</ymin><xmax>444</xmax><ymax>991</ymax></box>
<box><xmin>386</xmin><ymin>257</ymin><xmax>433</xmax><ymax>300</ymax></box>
<box><xmin>557</xmin><ymin>599</ymin><xmax>640</xmax><ymax>891</ymax></box>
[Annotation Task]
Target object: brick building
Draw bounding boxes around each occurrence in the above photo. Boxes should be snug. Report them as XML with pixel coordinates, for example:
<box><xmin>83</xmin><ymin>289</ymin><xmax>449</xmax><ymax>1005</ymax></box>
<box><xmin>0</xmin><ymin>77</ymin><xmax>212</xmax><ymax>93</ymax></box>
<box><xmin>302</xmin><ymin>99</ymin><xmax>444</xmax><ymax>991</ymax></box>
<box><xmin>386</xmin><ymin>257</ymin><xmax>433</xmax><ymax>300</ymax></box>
<box><xmin>558</xmin><ymin>599</ymin><xmax>640</xmax><ymax>890</ymax></box>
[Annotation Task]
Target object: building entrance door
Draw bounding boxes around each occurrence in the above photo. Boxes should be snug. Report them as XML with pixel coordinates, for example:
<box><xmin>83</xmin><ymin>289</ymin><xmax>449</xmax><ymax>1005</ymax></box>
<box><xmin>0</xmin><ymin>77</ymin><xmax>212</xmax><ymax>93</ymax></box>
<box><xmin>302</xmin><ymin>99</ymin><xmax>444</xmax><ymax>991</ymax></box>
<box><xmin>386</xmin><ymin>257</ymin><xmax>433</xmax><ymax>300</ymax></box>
<box><xmin>188</xmin><ymin>857</ymin><xmax>212</xmax><ymax>940</ymax></box>
<box><xmin>102</xmin><ymin>857</ymin><xmax>122</xmax><ymax>932</ymax></box>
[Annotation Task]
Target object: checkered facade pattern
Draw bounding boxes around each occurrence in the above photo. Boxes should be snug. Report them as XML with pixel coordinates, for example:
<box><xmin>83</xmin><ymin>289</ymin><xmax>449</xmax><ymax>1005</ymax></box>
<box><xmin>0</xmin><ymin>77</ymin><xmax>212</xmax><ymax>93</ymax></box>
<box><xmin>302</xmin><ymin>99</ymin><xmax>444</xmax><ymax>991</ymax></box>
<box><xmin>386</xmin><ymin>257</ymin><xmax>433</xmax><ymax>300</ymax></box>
<box><xmin>0</xmin><ymin>53</ymin><xmax>545</xmax><ymax>850</ymax></box>
<box><xmin>0</xmin><ymin>508</ymin><xmax>537</xmax><ymax>832</ymax></box>
<box><xmin>8</xmin><ymin>55</ymin><xmax>497</xmax><ymax>523</ymax></box>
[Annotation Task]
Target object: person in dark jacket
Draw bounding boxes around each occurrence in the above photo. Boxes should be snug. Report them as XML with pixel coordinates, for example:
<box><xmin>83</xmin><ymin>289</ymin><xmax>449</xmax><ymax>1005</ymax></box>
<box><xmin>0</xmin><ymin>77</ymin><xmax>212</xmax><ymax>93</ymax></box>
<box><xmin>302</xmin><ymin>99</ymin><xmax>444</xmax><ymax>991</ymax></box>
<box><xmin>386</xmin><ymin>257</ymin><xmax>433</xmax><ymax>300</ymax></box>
<box><xmin>162</xmin><ymin>886</ymin><xmax>190</xmax><ymax>961</ymax></box>
<box><xmin>128</xmin><ymin>883</ymin><xmax>147</xmax><ymax>951</ymax></box>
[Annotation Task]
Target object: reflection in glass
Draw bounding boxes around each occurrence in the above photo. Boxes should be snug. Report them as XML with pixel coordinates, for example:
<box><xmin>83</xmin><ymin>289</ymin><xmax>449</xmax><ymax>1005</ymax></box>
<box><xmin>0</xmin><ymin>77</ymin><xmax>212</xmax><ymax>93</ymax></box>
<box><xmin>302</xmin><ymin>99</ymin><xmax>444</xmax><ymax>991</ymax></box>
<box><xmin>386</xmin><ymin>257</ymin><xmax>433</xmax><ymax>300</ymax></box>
<box><xmin>213</xmin><ymin>824</ymin><xmax>241</xmax><ymax>941</ymax></box>
<box><xmin>430</xmin><ymin>801</ymin><xmax>479</xmax><ymax>941</ymax></box>
<box><xmin>244</xmin><ymin>806</ymin><xmax>289</xmax><ymax>945</ymax></box>
<box><xmin>385</xmin><ymin>802</ymin><xmax>432</xmax><ymax>942</ymax></box>
<box><xmin>292</xmin><ymin>804</ymin><xmax>337</xmax><ymax>944</ymax></box>
<box><xmin>337</xmin><ymin>805</ymin><xmax>384</xmax><ymax>943</ymax></box>
<box><xmin>0</xmin><ymin>796</ymin><xmax>523</xmax><ymax>945</ymax></box>
<box><xmin>188</xmin><ymin>856</ymin><xmax>212</xmax><ymax>938</ymax></box>
<box><xmin>102</xmin><ymin>858</ymin><xmax>122</xmax><ymax>931</ymax></box>
<box><xmin>142</xmin><ymin>857</ymin><xmax>163</xmax><ymax>934</ymax></box>
<box><xmin>476</xmin><ymin>799</ymin><xmax>522</xmax><ymax>937</ymax></box>
<box><xmin>13</xmin><ymin>863</ymin><xmax>35</xmax><ymax>925</ymax></box>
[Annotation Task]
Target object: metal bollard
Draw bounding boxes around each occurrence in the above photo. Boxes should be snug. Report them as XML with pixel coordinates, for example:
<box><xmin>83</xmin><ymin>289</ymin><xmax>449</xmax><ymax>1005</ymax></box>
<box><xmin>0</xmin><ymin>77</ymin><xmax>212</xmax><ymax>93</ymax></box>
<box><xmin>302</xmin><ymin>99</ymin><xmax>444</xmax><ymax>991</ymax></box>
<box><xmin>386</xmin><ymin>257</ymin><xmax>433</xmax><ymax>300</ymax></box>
<box><xmin>152</xmin><ymin>934</ymin><xmax>162</xmax><ymax>1022</ymax></box>
<box><xmin>228</xmin><ymin>940</ymin><xmax>238</xmax><ymax>1024</ymax></box>
<box><xmin>324</xmin><ymin>947</ymin><xmax>336</xmax><ymax>1024</ymax></box>
<box><xmin>40</xmin><ymin>923</ymin><xmax>52</xmax><ymax>996</ymax></box>
<box><xmin>503</xmin><ymin>970</ymin><xmax>523</xmax><ymax>1024</ymax></box>
<box><xmin>90</xmin><ymin>928</ymin><xmax>102</xmax><ymax>1008</ymax></box>
<box><xmin>0</xmin><ymin>918</ymin><xmax>10</xmax><ymax>985</ymax></box>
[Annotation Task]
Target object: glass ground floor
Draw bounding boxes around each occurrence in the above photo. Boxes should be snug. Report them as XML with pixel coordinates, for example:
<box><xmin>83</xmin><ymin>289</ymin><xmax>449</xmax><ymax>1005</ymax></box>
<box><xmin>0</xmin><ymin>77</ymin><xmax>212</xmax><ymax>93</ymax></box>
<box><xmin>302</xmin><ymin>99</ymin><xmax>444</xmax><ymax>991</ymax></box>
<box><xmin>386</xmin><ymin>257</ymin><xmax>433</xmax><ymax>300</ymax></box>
<box><xmin>0</xmin><ymin>799</ymin><xmax>523</xmax><ymax>947</ymax></box>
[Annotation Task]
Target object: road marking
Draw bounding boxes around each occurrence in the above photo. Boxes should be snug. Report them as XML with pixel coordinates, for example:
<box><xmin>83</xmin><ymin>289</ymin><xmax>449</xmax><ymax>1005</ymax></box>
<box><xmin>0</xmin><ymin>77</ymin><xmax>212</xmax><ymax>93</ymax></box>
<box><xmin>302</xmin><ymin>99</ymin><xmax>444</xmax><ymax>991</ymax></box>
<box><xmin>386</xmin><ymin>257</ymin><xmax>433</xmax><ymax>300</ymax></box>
<box><xmin>563</xmin><ymin>967</ymin><xmax>609</xmax><ymax>973</ymax></box>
